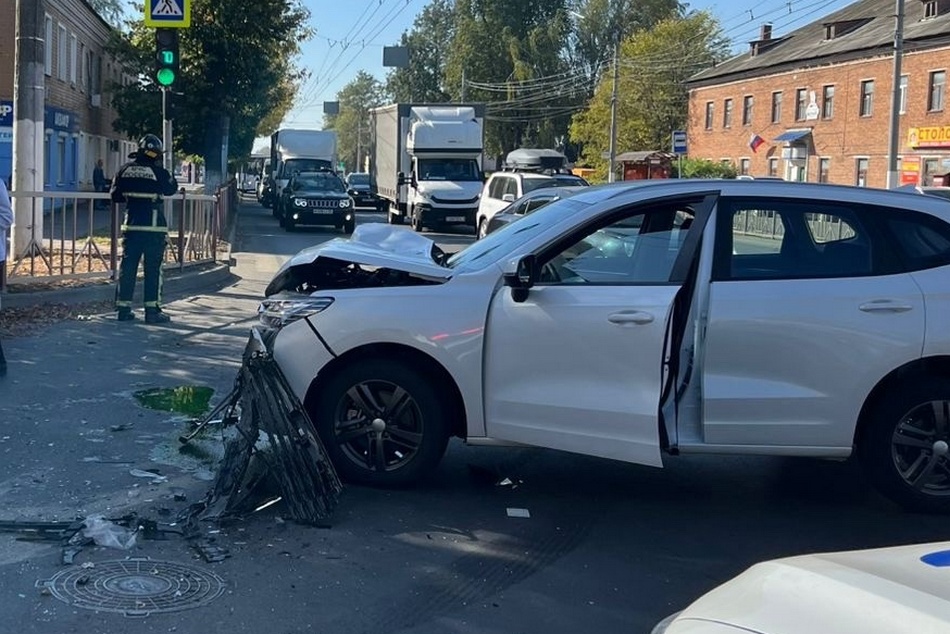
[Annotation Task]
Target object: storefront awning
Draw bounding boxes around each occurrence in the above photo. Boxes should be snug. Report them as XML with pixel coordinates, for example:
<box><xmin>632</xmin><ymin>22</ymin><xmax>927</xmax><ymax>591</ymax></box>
<box><xmin>774</xmin><ymin>129</ymin><xmax>812</xmax><ymax>143</ymax></box>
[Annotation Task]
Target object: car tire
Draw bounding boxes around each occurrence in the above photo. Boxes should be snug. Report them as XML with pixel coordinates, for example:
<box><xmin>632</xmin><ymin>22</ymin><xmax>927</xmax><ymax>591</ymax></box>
<box><xmin>411</xmin><ymin>207</ymin><xmax>424</xmax><ymax>232</ymax></box>
<box><xmin>284</xmin><ymin>217</ymin><xmax>295</xmax><ymax>232</ymax></box>
<box><xmin>859</xmin><ymin>377</ymin><xmax>950</xmax><ymax>514</ymax></box>
<box><xmin>343</xmin><ymin>216</ymin><xmax>356</xmax><ymax>234</ymax></box>
<box><xmin>387</xmin><ymin>207</ymin><xmax>403</xmax><ymax>225</ymax></box>
<box><xmin>313</xmin><ymin>358</ymin><xmax>450</xmax><ymax>486</ymax></box>
<box><xmin>477</xmin><ymin>217</ymin><xmax>488</xmax><ymax>240</ymax></box>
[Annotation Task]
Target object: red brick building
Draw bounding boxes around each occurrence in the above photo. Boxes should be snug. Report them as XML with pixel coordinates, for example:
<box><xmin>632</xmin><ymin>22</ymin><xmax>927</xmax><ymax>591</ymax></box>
<box><xmin>0</xmin><ymin>0</ymin><xmax>134</xmax><ymax>191</ymax></box>
<box><xmin>686</xmin><ymin>0</ymin><xmax>950</xmax><ymax>188</ymax></box>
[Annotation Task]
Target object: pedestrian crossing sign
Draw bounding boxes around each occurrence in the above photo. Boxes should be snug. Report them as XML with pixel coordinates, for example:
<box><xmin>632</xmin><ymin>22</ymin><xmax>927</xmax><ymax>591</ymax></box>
<box><xmin>144</xmin><ymin>0</ymin><xmax>191</xmax><ymax>28</ymax></box>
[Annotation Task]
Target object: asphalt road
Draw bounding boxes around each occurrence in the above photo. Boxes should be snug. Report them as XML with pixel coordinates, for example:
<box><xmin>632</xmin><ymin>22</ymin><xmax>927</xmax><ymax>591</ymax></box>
<box><xmin>0</xmin><ymin>198</ymin><xmax>948</xmax><ymax>634</ymax></box>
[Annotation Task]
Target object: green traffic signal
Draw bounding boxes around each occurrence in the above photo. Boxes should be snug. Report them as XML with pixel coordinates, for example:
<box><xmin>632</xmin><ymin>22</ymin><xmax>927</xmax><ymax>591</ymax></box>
<box><xmin>157</xmin><ymin>68</ymin><xmax>176</xmax><ymax>86</ymax></box>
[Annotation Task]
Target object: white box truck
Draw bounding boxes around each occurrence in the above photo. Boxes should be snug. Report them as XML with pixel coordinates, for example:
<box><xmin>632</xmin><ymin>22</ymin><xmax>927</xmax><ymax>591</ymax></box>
<box><xmin>369</xmin><ymin>104</ymin><xmax>485</xmax><ymax>231</ymax></box>
<box><xmin>268</xmin><ymin>129</ymin><xmax>339</xmax><ymax>214</ymax></box>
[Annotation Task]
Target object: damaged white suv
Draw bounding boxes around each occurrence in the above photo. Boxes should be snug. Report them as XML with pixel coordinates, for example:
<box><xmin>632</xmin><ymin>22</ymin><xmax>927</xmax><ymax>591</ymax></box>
<box><xmin>259</xmin><ymin>179</ymin><xmax>950</xmax><ymax>513</ymax></box>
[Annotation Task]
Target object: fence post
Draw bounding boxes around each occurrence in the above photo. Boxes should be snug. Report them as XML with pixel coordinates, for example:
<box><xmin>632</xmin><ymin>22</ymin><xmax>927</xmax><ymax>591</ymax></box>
<box><xmin>177</xmin><ymin>190</ymin><xmax>186</xmax><ymax>272</ymax></box>
<box><xmin>110</xmin><ymin>201</ymin><xmax>119</xmax><ymax>279</ymax></box>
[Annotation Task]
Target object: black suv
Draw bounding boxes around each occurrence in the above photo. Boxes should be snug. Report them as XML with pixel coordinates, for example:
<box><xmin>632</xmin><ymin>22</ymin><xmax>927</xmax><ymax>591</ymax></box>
<box><xmin>278</xmin><ymin>170</ymin><xmax>356</xmax><ymax>233</ymax></box>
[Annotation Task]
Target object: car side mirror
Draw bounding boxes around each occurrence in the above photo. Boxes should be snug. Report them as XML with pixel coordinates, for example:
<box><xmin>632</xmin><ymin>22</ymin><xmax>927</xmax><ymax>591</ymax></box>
<box><xmin>348</xmin><ymin>188</ymin><xmax>356</xmax><ymax>195</ymax></box>
<box><xmin>502</xmin><ymin>193</ymin><xmax>516</xmax><ymax>203</ymax></box>
<box><xmin>502</xmin><ymin>255</ymin><xmax>536</xmax><ymax>303</ymax></box>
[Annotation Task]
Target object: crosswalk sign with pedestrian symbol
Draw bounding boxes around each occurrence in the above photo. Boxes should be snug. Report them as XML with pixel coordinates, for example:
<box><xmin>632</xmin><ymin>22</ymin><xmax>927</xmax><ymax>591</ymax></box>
<box><xmin>144</xmin><ymin>0</ymin><xmax>191</xmax><ymax>28</ymax></box>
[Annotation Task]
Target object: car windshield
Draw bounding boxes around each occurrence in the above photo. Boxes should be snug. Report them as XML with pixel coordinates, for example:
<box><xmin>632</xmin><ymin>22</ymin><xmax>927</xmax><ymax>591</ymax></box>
<box><xmin>417</xmin><ymin>159</ymin><xmax>482</xmax><ymax>181</ymax></box>
<box><xmin>281</xmin><ymin>159</ymin><xmax>333</xmax><ymax>178</ymax></box>
<box><xmin>348</xmin><ymin>174</ymin><xmax>369</xmax><ymax>186</ymax></box>
<box><xmin>293</xmin><ymin>173</ymin><xmax>344</xmax><ymax>192</ymax></box>
<box><xmin>551</xmin><ymin>175</ymin><xmax>589</xmax><ymax>186</ymax></box>
<box><xmin>522</xmin><ymin>177</ymin><xmax>557</xmax><ymax>194</ymax></box>
<box><xmin>446</xmin><ymin>197</ymin><xmax>590</xmax><ymax>271</ymax></box>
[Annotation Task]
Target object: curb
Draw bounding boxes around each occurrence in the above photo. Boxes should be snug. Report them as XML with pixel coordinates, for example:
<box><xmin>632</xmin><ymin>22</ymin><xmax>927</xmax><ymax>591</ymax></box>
<box><xmin>0</xmin><ymin>263</ymin><xmax>236</xmax><ymax>310</ymax></box>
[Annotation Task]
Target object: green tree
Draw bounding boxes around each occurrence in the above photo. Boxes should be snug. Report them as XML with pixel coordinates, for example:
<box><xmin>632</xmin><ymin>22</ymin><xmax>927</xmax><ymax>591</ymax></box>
<box><xmin>444</xmin><ymin>0</ymin><xmax>573</xmax><ymax>161</ymax></box>
<box><xmin>674</xmin><ymin>157</ymin><xmax>737</xmax><ymax>178</ymax></box>
<box><xmin>386</xmin><ymin>0</ymin><xmax>455</xmax><ymax>103</ymax></box>
<box><xmin>323</xmin><ymin>71</ymin><xmax>385</xmax><ymax>173</ymax></box>
<box><xmin>569</xmin><ymin>11</ymin><xmax>729</xmax><ymax>180</ymax></box>
<box><xmin>87</xmin><ymin>0</ymin><xmax>127</xmax><ymax>27</ymax></box>
<box><xmin>107</xmin><ymin>0</ymin><xmax>311</xmax><ymax>190</ymax></box>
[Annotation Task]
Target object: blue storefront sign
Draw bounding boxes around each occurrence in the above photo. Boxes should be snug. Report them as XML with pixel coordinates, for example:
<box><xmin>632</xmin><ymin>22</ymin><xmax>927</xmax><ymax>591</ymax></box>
<box><xmin>0</xmin><ymin>101</ymin><xmax>81</xmax><ymax>190</ymax></box>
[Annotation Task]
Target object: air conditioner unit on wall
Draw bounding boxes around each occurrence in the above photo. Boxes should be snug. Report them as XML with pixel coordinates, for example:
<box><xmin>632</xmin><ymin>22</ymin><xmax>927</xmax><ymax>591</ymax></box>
<box><xmin>91</xmin><ymin>94</ymin><xmax>101</xmax><ymax>107</ymax></box>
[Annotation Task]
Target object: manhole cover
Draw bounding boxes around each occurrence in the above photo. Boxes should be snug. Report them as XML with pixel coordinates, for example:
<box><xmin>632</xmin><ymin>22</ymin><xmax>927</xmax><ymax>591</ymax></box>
<box><xmin>37</xmin><ymin>557</ymin><xmax>225</xmax><ymax>617</ymax></box>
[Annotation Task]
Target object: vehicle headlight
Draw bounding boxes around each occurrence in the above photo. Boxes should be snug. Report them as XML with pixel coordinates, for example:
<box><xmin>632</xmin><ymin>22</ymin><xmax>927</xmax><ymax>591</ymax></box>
<box><xmin>293</xmin><ymin>198</ymin><xmax>308</xmax><ymax>208</ymax></box>
<box><xmin>258</xmin><ymin>297</ymin><xmax>334</xmax><ymax>329</ymax></box>
<box><xmin>338</xmin><ymin>198</ymin><xmax>351</xmax><ymax>208</ymax></box>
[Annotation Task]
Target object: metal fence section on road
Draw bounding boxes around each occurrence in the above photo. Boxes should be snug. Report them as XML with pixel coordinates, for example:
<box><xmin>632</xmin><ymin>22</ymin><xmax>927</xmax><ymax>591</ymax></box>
<box><xmin>732</xmin><ymin>209</ymin><xmax>855</xmax><ymax>243</ymax></box>
<box><xmin>0</xmin><ymin>180</ymin><xmax>237</xmax><ymax>292</ymax></box>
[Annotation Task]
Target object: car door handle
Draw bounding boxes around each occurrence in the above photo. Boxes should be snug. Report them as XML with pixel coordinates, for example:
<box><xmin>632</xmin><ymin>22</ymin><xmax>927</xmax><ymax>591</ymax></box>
<box><xmin>608</xmin><ymin>311</ymin><xmax>655</xmax><ymax>325</ymax></box>
<box><xmin>859</xmin><ymin>300</ymin><xmax>914</xmax><ymax>313</ymax></box>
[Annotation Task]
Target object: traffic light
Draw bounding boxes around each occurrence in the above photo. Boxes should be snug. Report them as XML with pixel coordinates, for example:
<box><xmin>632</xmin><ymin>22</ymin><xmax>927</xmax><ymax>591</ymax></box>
<box><xmin>154</xmin><ymin>28</ymin><xmax>179</xmax><ymax>88</ymax></box>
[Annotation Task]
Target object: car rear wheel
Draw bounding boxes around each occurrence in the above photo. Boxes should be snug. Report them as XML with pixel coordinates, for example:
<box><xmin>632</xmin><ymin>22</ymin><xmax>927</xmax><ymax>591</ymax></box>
<box><xmin>859</xmin><ymin>377</ymin><xmax>950</xmax><ymax>513</ymax></box>
<box><xmin>314</xmin><ymin>359</ymin><xmax>450</xmax><ymax>486</ymax></box>
<box><xmin>477</xmin><ymin>218</ymin><xmax>488</xmax><ymax>239</ymax></box>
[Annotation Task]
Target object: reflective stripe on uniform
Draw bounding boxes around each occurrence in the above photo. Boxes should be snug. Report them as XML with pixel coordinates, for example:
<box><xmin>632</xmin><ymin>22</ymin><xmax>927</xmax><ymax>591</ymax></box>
<box><xmin>124</xmin><ymin>192</ymin><xmax>161</xmax><ymax>200</ymax></box>
<box><xmin>122</xmin><ymin>224</ymin><xmax>169</xmax><ymax>233</ymax></box>
<box><xmin>144</xmin><ymin>301</ymin><xmax>160</xmax><ymax>308</ymax></box>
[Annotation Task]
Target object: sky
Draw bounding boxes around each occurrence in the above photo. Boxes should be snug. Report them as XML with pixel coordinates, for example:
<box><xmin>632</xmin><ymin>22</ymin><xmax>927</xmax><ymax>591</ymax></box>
<box><xmin>259</xmin><ymin>0</ymin><xmax>859</xmax><ymax>148</ymax></box>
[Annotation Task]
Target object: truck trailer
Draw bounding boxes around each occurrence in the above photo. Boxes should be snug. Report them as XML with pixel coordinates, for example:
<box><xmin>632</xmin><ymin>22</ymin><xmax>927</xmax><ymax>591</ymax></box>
<box><xmin>268</xmin><ymin>129</ymin><xmax>339</xmax><ymax>216</ymax></box>
<box><xmin>369</xmin><ymin>103</ymin><xmax>485</xmax><ymax>231</ymax></box>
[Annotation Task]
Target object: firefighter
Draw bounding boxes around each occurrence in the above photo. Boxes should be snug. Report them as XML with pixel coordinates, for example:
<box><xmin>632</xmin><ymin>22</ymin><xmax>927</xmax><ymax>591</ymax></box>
<box><xmin>111</xmin><ymin>134</ymin><xmax>179</xmax><ymax>323</ymax></box>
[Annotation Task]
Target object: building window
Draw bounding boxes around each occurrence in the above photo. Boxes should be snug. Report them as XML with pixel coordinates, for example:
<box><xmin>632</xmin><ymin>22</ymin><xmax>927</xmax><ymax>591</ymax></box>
<box><xmin>739</xmin><ymin>158</ymin><xmax>750</xmax><ymax>175</ymax></box>
<box><xmin>795</xmin><ymin>88</ymin><xmax>807</xmax><ymax>120</ymax></box>
<box><xmin>69</xmin><ymin>34</ymin><xmax>78</xmax><ymax>85</ymax></box>
<box><xmin>44</xmin><ymin>16</ymin><xmax>53</xmax><ymax>76</ymax></box>
<box><xmin>768</xmin><ymin>158</ymin><xmax>778</xmax><ymax>177</ymax></box>
<box><xmin>925</xmin><ymin>0</ymin><xmax>938</xmax><ymax>18</ymax></box>
<box><xmin>819</xmin><ymin>158</ymin><xmax>831</xmax><ymax>183</ymax></box>
<box><xmin>855</xmin><ymin>158</ymin><xmax>869</xmax><ymax>187</ymax></box>
<box><xmin>899</xmin><ymin>75</ymin><xmax>908</xmax><ymax>114</ymax></box>
<box><xmin>57</xmin><ymin>25</ymin><xmax>67</xmax><ymax>81</ymax></box>
<box><xmin>929</xmin><ymin>70</ymin><xmax>946</xmax><ymax>111</ymax></box>
<box><xmin>822</xmin><ymin>85</ymin><xmax>835</xmax><ymax>119</ymax></box>
<box><xmin>771</xmin><ymin>92</ymin><xmax>782</xmax><ymax>123</ymax></box>
<box><xmin>742</xmin><ymin>96</ymin><xmax>753</xmax><ymax>126</ymax></box>
<box><xmin>860</xmin><ymin>80</ymin><xmax>874</xmax><ymax>116</ymax></box>
<box><xmin>705</xmin><ymin>101</ymin><xmax>714</xmax><ymax>130</ymax></box>
<box><xmin>723</xmin><ymin>98</ymin><xmax>733</xmax><ymax>128</ymax></box>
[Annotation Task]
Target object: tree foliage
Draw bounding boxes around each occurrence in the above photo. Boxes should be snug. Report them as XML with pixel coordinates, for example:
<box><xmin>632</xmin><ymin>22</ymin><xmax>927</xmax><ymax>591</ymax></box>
<box><xmin>674</xmin><ymin>157</ymin><xmax>738</xmax><ymax>179</ymax></box>
<box><xmin>107</xmin><ymin>0</ymin><xmax>311</xmax><ymax>167</ymax></box>
<box><xmin>86</xmin><ymin>0</ymin><xmax>127</xmax><ymax>27</ymax></box>
<box><xmin>386</xmin><ymin>0</ymin><xmax>455</xmax><ymax>103</ymax></box>
<box><xmin>569</xmin><ymin>11</ymin><xmax>729</xmax><ymax>180</ymax></box>
<box><xmin>323</xmin><ymin>71</ymin><xmax>386</xmax><ymax>173</ymax></box>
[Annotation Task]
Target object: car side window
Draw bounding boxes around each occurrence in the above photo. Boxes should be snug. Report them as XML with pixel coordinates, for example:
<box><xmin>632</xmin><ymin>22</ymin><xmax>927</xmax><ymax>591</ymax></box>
<box><xmin>503</xmin><ymin>178</ymin><xmax>519</xmax><ymax>198</ymax></box>
<box><xmin>883</xmin><ymin>209</ymin><xmax>950</xmax><ymax>271</ymax></box>
<box><xmin>538</xmin><ymin>199</ymin><xmax>698</xmax><ymax>285</ymax></box>
<box><xmin>523</xmin><ymin>197</ymin><xmax>554</xmax><ymax>215</ymax></box>
<box><xmin>718</xmin><ymin>199</ymin><xmax>874</xmax><ymax>281</ymax></box>
<box><xmin>488</xmin><ymin>177</ymin><xmax>506</xmax><ymax>200</ymax></box>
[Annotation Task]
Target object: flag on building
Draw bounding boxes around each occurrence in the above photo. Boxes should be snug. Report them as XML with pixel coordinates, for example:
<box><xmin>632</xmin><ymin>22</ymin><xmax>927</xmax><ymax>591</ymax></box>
<box><xmin>749</xmin><ymin>133</ymin><xmax>766</xmax><ymax>153</ymax></box>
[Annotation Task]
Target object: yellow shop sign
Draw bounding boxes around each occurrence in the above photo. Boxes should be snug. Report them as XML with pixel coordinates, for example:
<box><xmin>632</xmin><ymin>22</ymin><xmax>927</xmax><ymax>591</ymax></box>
<box><xmin>908</xmin><ymin>126</ymin><xmax>950</xmax><ymax>148</ymax></box>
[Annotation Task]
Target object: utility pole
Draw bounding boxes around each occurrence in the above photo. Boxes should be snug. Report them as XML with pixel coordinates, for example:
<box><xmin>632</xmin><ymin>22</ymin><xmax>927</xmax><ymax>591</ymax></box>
<box><xmin>461</xmin><ymin>68</ymin><xmax>467</xmax><ymax>101</ymax></box>
<box><xmin>12</xmin><ymin>0</ymin><xmax>46</xmax><ymax>255</ymax></box>
<box><xmin>356</xmin><ymin>114</ymin><xmax>362</xmax><ymax>172</ymax></box>
<box><xmin>607</xmin><ymin>35</ymin><xmax>620</xmax><ymax>183</ymax></box>
<box><xmin>885</xmin><ymin>0</ymin><xmax>905</xmax><ymax>189</ymax></box>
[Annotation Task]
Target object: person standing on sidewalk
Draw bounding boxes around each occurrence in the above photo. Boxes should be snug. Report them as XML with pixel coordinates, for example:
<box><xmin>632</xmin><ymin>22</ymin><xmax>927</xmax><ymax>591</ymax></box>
<box><xmin>93</xmin><ymin>159</ymin><xmax>108</xmax><ymax>210</ymax></box>
<box><xmin>110</xmin><ymin>134</ymin><xmax>178</xmax><ymax>324</ymax></box>
<box><xmin>0</xmin><ymin>178</ymin><xmax>13</xmax><ymax>374</ymax></box>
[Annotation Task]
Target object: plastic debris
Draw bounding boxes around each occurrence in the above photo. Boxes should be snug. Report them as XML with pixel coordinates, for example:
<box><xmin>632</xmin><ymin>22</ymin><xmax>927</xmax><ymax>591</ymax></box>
<box><xmin>506</xmin><ymin>508</ymin><xmax>531</xmax><ymax>519</ymax></box>
<box><xmin>129</xmin><ymin>469</ymin><xmax>167</xmax><ymax>483</ymax></box>
<box><xmin>81</xmin><ymin>515</ymin><xmax>138</xmax><ymax>550</ymax></box>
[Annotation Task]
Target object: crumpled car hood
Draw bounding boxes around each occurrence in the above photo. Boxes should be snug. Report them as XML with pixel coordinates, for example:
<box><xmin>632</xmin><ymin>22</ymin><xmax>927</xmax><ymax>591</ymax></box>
<box><xmin>265</xmin><ymin>223</ymin><xmax>452</xmax><ymax>296</ymax></box>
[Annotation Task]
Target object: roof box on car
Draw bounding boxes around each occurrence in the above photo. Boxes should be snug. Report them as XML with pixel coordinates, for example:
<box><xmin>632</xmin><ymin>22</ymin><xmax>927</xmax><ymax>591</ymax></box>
<box><xmin>504</xmin><ymin>148</ymin><xmax>568</xmax><ymax>172</ymax></box>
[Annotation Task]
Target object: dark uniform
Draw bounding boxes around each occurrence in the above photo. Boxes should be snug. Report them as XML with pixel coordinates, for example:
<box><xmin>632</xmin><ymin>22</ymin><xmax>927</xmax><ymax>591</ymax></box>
<box><xmin>110</xmin><ymin>134</ymin><xmax>178</xmax><ymax>323</ymax></box>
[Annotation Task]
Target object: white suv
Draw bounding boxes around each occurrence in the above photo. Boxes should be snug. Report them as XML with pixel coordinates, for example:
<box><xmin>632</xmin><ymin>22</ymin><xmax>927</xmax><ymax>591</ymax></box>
<box><xmin>258</xmin><ymin>180</ymin><xmax>950</xmax><ymax>513</ymax></box>
<box><xmin>475</xmin><ymin>172</ymin><xmax>558</xmax><ymax>238</ymax></box>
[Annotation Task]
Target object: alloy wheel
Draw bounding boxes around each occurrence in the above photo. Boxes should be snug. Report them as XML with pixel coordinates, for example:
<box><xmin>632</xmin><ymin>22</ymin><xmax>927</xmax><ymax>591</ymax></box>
<box><xmin>332</xmin><ymin>380</ymin><xmax>424</xmax><ymax>473</ymax></box>
<box><xmin>891</xmin><ymin>400</ymin><xmax>950</xmax><ymax>496</ymax></box>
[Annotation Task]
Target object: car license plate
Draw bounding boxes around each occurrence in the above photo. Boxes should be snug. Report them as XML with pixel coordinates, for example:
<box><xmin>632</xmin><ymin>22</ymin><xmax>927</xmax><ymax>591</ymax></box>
<box><xmin>313</xmin><ymin>209</ymin><xmax>333</xmax><ymax>214</ymax></box>
<box><xmin>446</xmin><ymin>216</ymin><xmax>465</xmax><ymax>222</ymax></box>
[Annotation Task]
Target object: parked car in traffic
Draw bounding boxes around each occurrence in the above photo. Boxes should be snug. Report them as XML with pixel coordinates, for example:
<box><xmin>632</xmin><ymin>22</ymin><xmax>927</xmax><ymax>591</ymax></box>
<box><xmin>345</xmin><ymin>172</ymin><xmax>383</xmax><ymax>211</ymax></box>
<box><xmin>276</xmin><ymin>170</ymin><xmax>355</xmax><ymax>233</ymax></box>
<box><xmin>258</xmin><ymin>179</ymin><xmax>950</xmax><ymax>513</ymax></box>
<box><xmin>481</xmin><ymin>186</ymin><xmax>585</xmax><ymax>237</ymax></box>
<box><xmin>652</xmin><ymin>541</ymin><xmax>950</xmax><ymax>634</ymax></box>
<box><xmin>476</xmin><ymin>172</ymin><xmax>562</xmax><ymax>238</ymax></box>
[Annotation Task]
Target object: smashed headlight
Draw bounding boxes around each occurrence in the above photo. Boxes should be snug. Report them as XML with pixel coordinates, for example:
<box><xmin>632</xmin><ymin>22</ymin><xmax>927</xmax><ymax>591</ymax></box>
<box><xmin>258</xmin><ymin>296</ymin><xmax>334</xmax><ymax>329</ymax></box>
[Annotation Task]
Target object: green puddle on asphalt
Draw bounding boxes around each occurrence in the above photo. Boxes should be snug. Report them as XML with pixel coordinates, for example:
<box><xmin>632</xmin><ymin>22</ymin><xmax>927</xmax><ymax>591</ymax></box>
<box><xmin>133</xmin><ymin>385</ymin><xmax>215</xmax><ymax>418</ymax></box>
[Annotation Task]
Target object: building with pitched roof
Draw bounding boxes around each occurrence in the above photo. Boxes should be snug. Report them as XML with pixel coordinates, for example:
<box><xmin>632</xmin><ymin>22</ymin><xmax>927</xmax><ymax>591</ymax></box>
<box><xmin>686</xmin><ymin>0</ymin><xmax>950</xmax><ymax>188</ymax></box>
